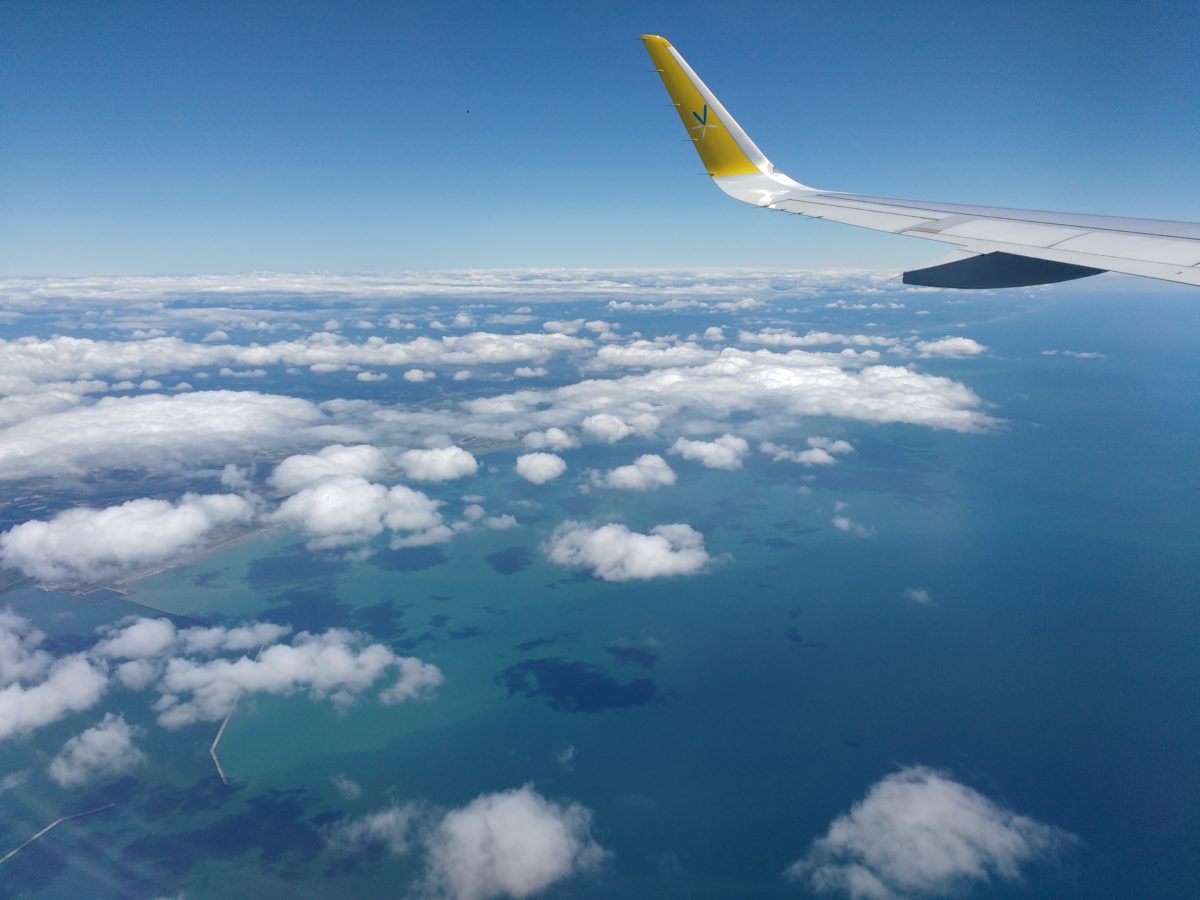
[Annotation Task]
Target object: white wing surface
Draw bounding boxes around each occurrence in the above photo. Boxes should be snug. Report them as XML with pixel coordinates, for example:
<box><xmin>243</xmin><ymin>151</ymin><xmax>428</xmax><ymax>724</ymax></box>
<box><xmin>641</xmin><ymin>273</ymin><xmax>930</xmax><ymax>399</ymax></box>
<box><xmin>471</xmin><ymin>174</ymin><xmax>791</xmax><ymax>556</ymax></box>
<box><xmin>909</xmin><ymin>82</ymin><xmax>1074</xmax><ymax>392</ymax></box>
<box><xmin>642</xmin><ymin>35</ymin><xmax>1200</xmax><ymax>289</ymax></box>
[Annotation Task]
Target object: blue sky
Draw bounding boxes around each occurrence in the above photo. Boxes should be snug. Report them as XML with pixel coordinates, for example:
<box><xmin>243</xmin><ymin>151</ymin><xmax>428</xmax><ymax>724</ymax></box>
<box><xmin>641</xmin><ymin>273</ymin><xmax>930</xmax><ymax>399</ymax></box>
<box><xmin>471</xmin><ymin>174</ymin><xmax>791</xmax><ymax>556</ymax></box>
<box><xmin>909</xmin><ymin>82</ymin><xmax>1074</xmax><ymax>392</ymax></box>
<box><xmin>3</xmin><ymin>0</ymin><xmax>1199</xmax><ymax>274</ymax></box>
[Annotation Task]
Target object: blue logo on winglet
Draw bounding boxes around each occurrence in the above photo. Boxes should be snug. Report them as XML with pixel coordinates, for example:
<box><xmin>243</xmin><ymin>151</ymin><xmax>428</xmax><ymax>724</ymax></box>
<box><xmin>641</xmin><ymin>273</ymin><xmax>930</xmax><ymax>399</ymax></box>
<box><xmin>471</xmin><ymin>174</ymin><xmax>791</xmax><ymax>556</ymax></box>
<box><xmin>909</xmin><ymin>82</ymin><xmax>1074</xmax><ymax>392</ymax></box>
<box><xmin>691</xmin><ymin>104</ymin><xmax>718</xmax><ymax>139</ymax></box>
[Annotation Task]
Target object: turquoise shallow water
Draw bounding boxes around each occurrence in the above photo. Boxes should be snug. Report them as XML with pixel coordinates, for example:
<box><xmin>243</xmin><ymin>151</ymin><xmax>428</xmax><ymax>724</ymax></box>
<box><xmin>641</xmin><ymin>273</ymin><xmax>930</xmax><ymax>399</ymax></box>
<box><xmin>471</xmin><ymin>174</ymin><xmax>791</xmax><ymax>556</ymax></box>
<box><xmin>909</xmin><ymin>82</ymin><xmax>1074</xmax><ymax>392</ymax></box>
<box><xmin>0</xmin><ymin>289</ymin><xmax>1197</xmax><ymax>897</ymax></box>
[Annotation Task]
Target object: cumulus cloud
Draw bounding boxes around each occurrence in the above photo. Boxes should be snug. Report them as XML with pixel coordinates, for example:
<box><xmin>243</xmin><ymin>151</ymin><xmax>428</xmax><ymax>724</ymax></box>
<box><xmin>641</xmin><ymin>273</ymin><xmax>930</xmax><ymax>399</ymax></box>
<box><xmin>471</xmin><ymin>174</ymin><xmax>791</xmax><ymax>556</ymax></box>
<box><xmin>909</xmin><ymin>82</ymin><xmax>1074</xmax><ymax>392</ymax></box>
<box><xmin>546</xmin><ymin>522</ymin><xmax>709</xmax><ymax>581</ymax></box>
<box><xmin>0</xmin><ymin>652</ymin><xmax>107</xmax><ymax>740</ymax></box>
<box><xmin>424</xmin><ymin>786</ymin><xmax>607</xmax><ymax>900</ymax></box>
<box><xmin>591</xmin><ymin>455</ymin><xmax>676</xmax><ymax>491</ymax></box>
<box><xmin>396</xmin><ymin>446</ymin><xmax>479</xmax><ymax>482</ymax></box>
<box><xmin>903</xmin><ymin>587</ymin><xmax>932</xmax><ymax>605</ymax></box>
<box><xmin>325</xmin><ymin>802</ymin><xmax>422</xmax><ymax>856</ymax></box>
<box><xmin>268</xmin><ymin>444</ymin><xmax>390</xmax><ymax>495</ymax></box>
<box><xmin>47</xmin><ymin>713</ymin><xmax>144</xmax><ymax>788</ymax></box>
<box><xmin>154</xmin><ymin>627</ymin><xmax>444</xmax><ymax>728</ymax></box>
<box><xmin>786</xmin><ymin>766</ymin><xmax>1075</xmax><ymax>899</ymax></box>
<box><xmin>914</xmin><ymin>337</ymin><xmax>987</xmax><ymax>359</ymax></box>
<box><xmin>332</xmin><ymin>773</ymin><xmax>363</xmax><ymax>800</ymax></box>
<box><xmin>580</xmin><ymin>414</ymin><xmax>633</xmax><ymax>443</ymax></box>
<box><xmin>0</xmin><ymin>493</ymin><xmax>255</xmax><ymax>584</ymax></box>
<box><xmin>271</xmin><ymin>475</ymin><xmax>443</xmax><ymax>549</ymax></box>
<box><xmin>515</xmin><ymin>453</ymin><xmax>567</xmax><ymax>485</ymax></box>
<box><xmin>520</xmin><ymin>428</ymin><xmax>578</xmax><ymax>451</ymax></box>
<box><xmin>93</xmin><ymin>617</ymin><xmax>291</xmax><ymax>665</ymax></box>
<box><xmin>0</xmin><ymin>608</ymin><xmax>53</xmax><ymax>687</ymax></box>
<box><xmin>761</xmin><ymin>436</ymin><xmax>855</xmax><ymax>467</ymax></box>
<box><xmin>669</xmin><ymin>434</ymin><xmax>749</xmax><ymax>470</ymax></box>
<box><xmin>404</xmin><ymin>368</ymin><xmax>436</xmax><ymax>382</ymax></box>
<box><xmin>832</xmin><ymin>515</ymin><xmax>872</xmax><ymax>537</ymax></box>
<box><xmin>1041</xmin><ymin>349</ymin><xmax>1106</xmax><ymax>359</ymax></box>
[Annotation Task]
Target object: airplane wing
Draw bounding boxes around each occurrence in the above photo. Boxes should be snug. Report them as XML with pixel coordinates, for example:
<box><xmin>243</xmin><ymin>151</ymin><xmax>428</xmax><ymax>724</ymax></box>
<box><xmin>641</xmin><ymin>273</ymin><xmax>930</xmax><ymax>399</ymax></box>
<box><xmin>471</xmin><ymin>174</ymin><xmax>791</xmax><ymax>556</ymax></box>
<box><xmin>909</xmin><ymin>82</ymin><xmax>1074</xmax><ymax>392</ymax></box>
<box><xmin>641</xmin><ymin>34</ymin><xmax>1200</xmax><ymax>289</ymax></box>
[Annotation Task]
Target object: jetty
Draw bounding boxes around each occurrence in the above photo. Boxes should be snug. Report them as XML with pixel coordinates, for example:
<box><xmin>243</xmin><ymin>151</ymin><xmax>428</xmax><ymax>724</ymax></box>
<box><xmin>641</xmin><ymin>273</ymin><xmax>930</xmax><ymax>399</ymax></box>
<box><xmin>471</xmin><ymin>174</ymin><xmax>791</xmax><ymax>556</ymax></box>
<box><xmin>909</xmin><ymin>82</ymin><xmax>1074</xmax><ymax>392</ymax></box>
<box><xmin>0</xmin><ymin>803</ymin><xmax>115</xmax><ymax>865</ymax></box>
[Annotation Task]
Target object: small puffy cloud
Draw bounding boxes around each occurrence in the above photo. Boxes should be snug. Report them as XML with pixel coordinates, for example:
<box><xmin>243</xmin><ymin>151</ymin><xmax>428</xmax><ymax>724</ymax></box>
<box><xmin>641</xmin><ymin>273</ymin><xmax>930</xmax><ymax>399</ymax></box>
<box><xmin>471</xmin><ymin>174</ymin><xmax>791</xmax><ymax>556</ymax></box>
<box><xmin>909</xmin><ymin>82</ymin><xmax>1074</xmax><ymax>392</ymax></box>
<box><xmin>580</xmin><ymin>414</ymin><xmax>632</xmax><ymax>444</ymax></box>
<box><xmin>521</xmin><ymin>428</ymin><xmax>578</xmax><ymax>451</ymax></box>
<box><xmin>670</xmin><ymin>434</ymin><xmax>749</xmax><ymax>470</ymax></box>
<box><xmin>832</xmin><ymin>515</ymin><xmax>872</xmax><ymax>537</ymax></box>
<box><xmin>220</xmin><ymin>463</ymin><xmax>253</xmax><ymax>490</ymax></box>
<box><xmin>513</xmin><ymin>366</ymin><xmax>547</xmax><ymax>378</ymax></box>
<box><xmin>397</xmin><ymin>446</ymin><xmax>479</xmax><ymax>482</ymax></box>
<box><xmin>0</xmin><ymin>608</ymin><xmax>53</xmax><ymax>687</ymax></box>
<box><xmin>271</xmin><ymin>475</ymin><xmax>443</xmax><ymax>549</ymax></box>
<box><xmin>591</xmin><ymin>455</ymin><xmax>676</xmax><ymax>491</ymax></box>
<box><xmin>515</xmin><ymin>453</ymin><xmax>567</xmax><ymax>485</ymax></box>
<box><xmin>47</xmin><ymin>713</ymin><xmax>144</xmax><ymax>788</ymax></box>
<box><xmin>92</xmin><ymin>617</ymin><xmax>178</xmax><ymax>660</ymax></box>
<box><xmin>903</xmin><ymin>587</ymin><xmax>932</xmax><ymax>605</ymax></box>
<box><xmin>356</xmin><ymin>371</ymin><xmax>388</xmax><ymax>382</ymax></box>
<box><xmin>404</xmin><ymin>368</ymin><xmax>436</xmax><ymax>382</ymax></box>
<box><xmin>332</xmin><ymin>773</ymin><xmax>363</xmax><ymax>800</ymax></box>
<box><xmin>0</xmin><ymin>652</ymin><xmax>108</xmax><ymax>740</ymax></box>
<box><xmin>547</xmin><ymin>522</ymin><xmax>709</xmax><ymax>582</ymax></box>
<box><xmin>424</xmin><ymin>785</ymin><xmax>607</xmax><ymax>900</ymax></box>
<box><xmin>915</xmin><ymin>337</ymin><xmax>987</xmax><ymax>359</ymax></box>
<box><xmin>786</xmin><ymin>766</ymin><xmax>1075</xmax><ymax>898</ymax></box>
<box><xmin>268</xmin><ymin>444</ymin><xmax>390</xmax><ymax>495</ymax></box>
<box><xmin>326</xmin><ymin>802</ymin><xmax>422</xmax><ymax>856</ymax></box>
<box><xmin>0</xmin><ymin>493</ymin><xmax>255</xmax><ymax>583</ymax></box>
<box><xmin>484</xmin><ymin>514</ymin><xmax>518</xmax><ymax>530</ymax></box>
<box><xmin>761</xmin><ymin>437</ymin><xmax>854</xmax><ymax>467</ymax></box>
<box><xmin>1041</xmin><ymin>349</ymin><xmax>1106</xmax><ymax>359</ymax></box>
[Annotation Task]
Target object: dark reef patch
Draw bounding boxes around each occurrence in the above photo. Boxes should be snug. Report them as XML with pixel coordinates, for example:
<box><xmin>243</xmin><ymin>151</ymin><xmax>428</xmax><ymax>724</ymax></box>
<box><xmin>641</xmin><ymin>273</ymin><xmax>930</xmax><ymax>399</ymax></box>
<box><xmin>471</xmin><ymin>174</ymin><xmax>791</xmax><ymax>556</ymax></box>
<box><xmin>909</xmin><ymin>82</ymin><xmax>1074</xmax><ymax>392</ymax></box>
<box><xmin>265</xmin><ymin>588</ymin><xmax>353</xmax><ymax>633</ymax></box>
<box><xmin>374</xmin><ymin>546</ymin><xmax>447</xmax><ymax>572</ymax></box>
<box><xmin>605</xmin><ymin>643</ymin><xmax>658</xmax><ymax>669</ymax></box>
<box><xmin>496</xmin><ymin>658</ymin><xmax>657</xmax><ymax>712</ymax></box>
<box><xmin>784</xmin><ymin>626</ymin><xmax>829</xmax><ymax>649</ymax></box>
<box><xmin>247</xmin><ymin>547</ymin><xmax>348</xmax><ymax>590</ymax></box>
<box><xmin>350</xmin><ymin>599</ymin><xmax>407</xmax><ymax>640</ymax></box>
<box><xmin>485</xmin><ymin>545</ymin><xmax>534</xmax><ymax>575</ymax></box>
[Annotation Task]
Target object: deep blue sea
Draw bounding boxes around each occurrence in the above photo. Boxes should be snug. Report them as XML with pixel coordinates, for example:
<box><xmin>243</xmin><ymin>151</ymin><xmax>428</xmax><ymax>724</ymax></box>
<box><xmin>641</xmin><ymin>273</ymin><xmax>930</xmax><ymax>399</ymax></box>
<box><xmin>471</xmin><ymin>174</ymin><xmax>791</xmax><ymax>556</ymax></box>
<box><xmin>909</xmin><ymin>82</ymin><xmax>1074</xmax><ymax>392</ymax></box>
<box><xmin>0</xmin><ymin>283</ymin><xmax>1196</xmax><ymax>898</ymax></box>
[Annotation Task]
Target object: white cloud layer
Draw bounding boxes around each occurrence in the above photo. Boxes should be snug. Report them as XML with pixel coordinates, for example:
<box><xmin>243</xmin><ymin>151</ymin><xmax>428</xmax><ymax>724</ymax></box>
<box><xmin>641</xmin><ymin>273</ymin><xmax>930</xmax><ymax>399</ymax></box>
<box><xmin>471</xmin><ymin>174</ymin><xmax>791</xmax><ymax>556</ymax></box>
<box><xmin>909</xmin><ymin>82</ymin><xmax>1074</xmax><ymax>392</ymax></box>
<box><xmin>546</xmin><ymin>522</ymin><xmax>709</xmax><ymax>581</ymax></box>
<box><xmin>786</xmin><ymin>766</ymin><xmax>1074</xmax><ymax>899</ymax></box>
<box><xmin>47</xmin><ymin>713</ymin><xmax>144</xmax><ymax>788</ymax></box>
<box><xmin>515</xmin><ymin>453</ymin><xmax>567</xmax><ymax>484</ymax></box>
<box><xmin>0</xmin><ymin>493</ymin><xmax>255</xmax><ymax>583</ymax></box>
<box><xmin>0</xmin><ymin>391</ymin><xmax>351</xmax><ymax>480</ymax></box>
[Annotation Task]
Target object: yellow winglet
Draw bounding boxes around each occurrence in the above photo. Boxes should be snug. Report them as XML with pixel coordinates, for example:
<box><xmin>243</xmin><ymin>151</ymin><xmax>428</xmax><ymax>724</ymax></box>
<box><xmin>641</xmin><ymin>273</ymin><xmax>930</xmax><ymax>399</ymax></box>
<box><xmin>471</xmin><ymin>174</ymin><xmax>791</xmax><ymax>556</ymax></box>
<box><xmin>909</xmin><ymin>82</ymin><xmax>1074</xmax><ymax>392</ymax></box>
<box><xmin>641</xmin><ymin>34</ymin><xmax>769</xmax><ymax>178</ymax></box>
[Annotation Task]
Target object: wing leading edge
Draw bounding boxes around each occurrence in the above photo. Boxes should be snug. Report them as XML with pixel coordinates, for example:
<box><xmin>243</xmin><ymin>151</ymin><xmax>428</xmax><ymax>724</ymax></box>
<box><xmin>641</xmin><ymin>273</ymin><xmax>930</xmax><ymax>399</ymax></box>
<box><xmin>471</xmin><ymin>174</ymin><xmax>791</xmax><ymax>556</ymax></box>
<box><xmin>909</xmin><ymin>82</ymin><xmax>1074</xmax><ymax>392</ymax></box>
<box><xmin>641</xmin><ymin>34</ymin><xmax>1200</xmax><ymax>289</ymax></box>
